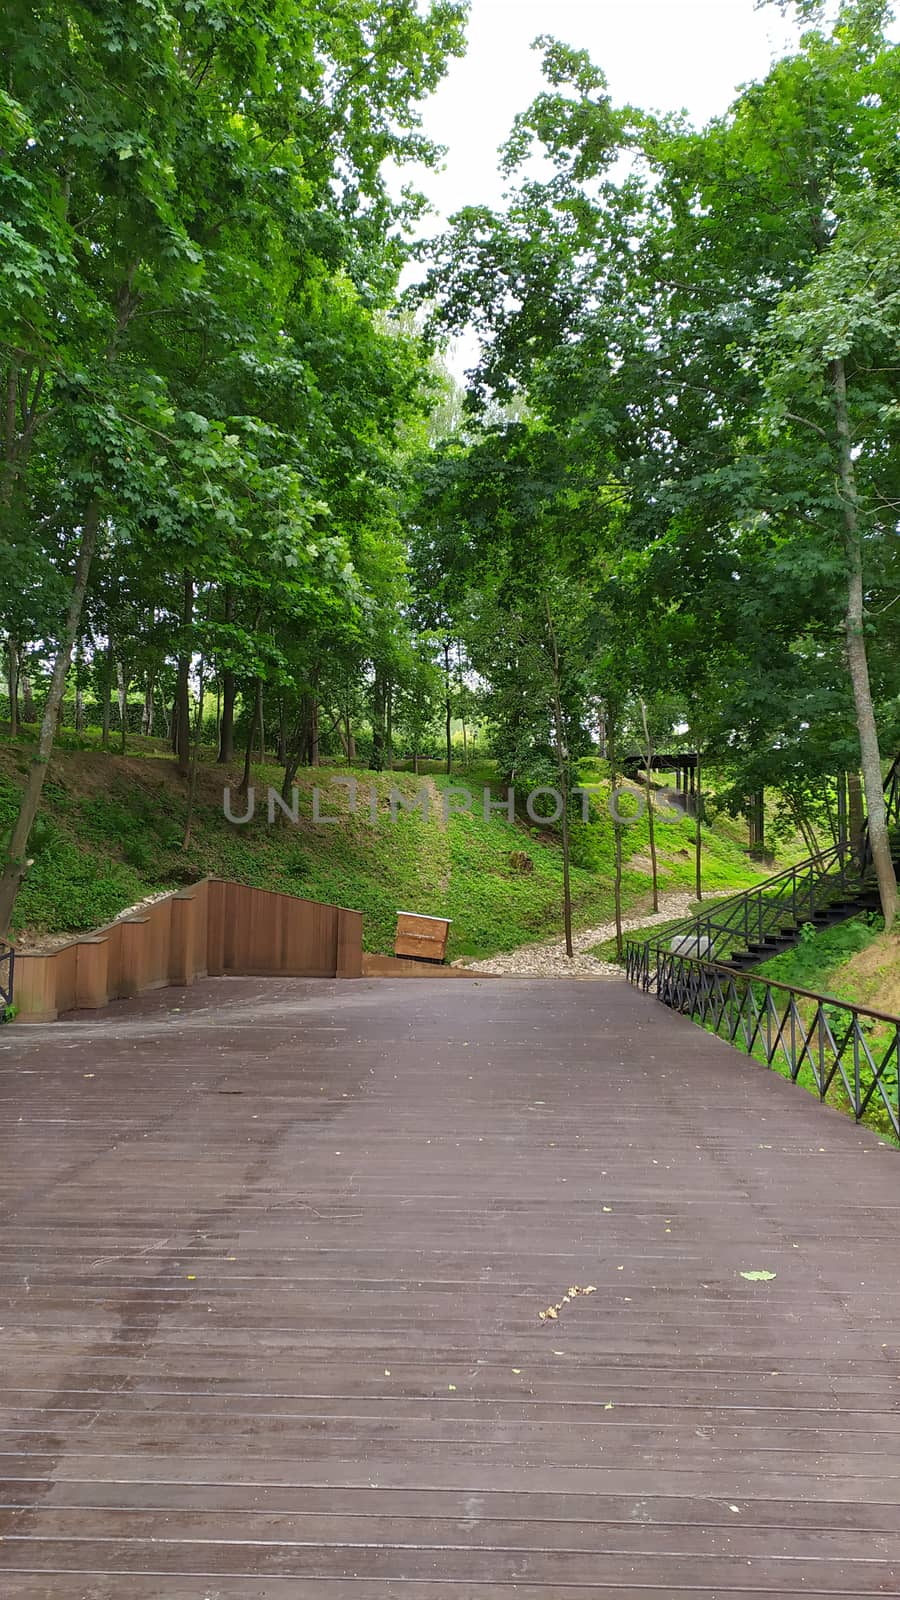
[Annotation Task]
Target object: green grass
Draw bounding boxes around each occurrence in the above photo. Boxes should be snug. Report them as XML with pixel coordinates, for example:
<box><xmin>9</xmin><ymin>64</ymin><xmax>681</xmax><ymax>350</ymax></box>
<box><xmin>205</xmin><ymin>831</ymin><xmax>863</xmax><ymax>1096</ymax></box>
<box><xmin>0</xmin><ymin>736</ymin><xmax>785</xmax><ymax>960</ymax></box>
<box><xmin>693</xmin><ymin>915</ymin><xmax>898</xmax><ymax>1142</ymax></box>
<box><xmin>753</xmin><ymin>914</ymin><xmax>883</xmax><ymax>997</ymax></box>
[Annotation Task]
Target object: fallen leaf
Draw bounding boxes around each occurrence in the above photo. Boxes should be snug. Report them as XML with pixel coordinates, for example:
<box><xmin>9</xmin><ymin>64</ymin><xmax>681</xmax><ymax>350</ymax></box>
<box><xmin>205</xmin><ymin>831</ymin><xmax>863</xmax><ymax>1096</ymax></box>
<box><xmin>448</xmin><ymin>1384</ymin><xmax>456</xmax><ymax>1392</ymax></box>
<box><xmin>512</xmin><ymin>1368</ymin><xmax>521</xmax><ymax>1374</ymax></box>
<box><xmin>740</xmin><ymin>1269</ymin><xmax>776</xmax><ymax>1282</ymax></box>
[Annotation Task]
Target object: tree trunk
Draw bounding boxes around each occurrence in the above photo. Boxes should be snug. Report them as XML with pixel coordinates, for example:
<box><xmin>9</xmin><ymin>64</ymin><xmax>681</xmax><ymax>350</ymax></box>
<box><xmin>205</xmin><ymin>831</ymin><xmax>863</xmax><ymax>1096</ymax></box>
<box><xmin>7</xmin><ymin>639</ymin><xmax>18</xmax><ymax>737</ymax></box>
<box><xmin>217</xmin><ymin>586</ymin><xmax>235</xmax><ymax>763</ymax></box>
<box><xmin>443</xmin><ymin>641</ymin><xmax>452</xmax><ymax>775</ymax></box>
<box><xmin>182</xmin><ymin>658</ymin><xmax>205</xmax><ymax>851</ymax></box>
<box><xmin>695</xmin><ymin>751</ymin><xmax>703</xmax><ymax>903</ymax></box>
<box><xmin>0</xmin><ymin>502</ymin><xmax>100</xmax><ymax>938</ymax></box>
<box><xmin>174</xmin><ymin>574</ymin><xmax>193</xmax><ymax>773</ymax></box>
<box><xmin>309</xmin><ymin>698</ymin><xmax>320</xmax><ymax>768</ymax></box>
<box><xmin>608</xmin><ymin>719</ymin><xmax>623</xmax><ymax>959</ymax></box>
<box><xmin>101</xmin><ymin>661</ymin><xmax>111</xmax><ymax>751</ymax></box>
<box><xmin>836</xmin><ymin>772</ymin><xmax>848</xmax><ymax>849</ymax></box>
<box><xmin>457</xmin><ymin>642</ymin><xmax>468</xmax><ymax>769</ymax></box>
<box><xmin>639</xmin><ymin>699</ymin><xmax>659</xmax><ymax>913</ymax></box>
<box><xmin>385</xmin><ymin>681</ymin><xmax>393</xmax><ymax>770</ymax></box>
<box><xmin>345</xmin><ymin>712</ymin><xmax>356</xmax><ymax>763</ymax></box>
<box><xmin>239</xmin><ymin>678</ymin><xmax>262</xmax><ymax>795</ymax></box>
<box><xmin>21</xmin><ymin>672</ymin><xmax>35</xmax><ymax>724</ymax></box>
<box><xmin>116</xmin><ymin>659</ymin><xmax>128</xmax><ymax>753</ymax></box>
<box><xmin>545</xmin><ymin>597</ymin><xmax>573</xmax><ymax>958</ymax></box>
<box><xmin>141</xmin><ymin>677</ymin><xmax>154</xmax><ymax>737</ymax></box>
<box><xmin>370</xmin><ymin>671</ymin><xmax>385</xmax><ymax>772</ymax></box>
<box><xmin>218</xmin><ymin>674</ymin><xmax>236</xmax><ymax>763</ymax></box>
<box><xmin>832</xmin><ymin>356</ymin><xmax>896</xmax><ymax>927</ymax></box>
<box><xmin>256</xmin><ymin>680</ymin><xmax>265</xmax><ymax>761</ymax></box>
<box><xmin>848</xmin><ymin>770</ymin><xmax>865</xmax><ymax>860</ymax></box>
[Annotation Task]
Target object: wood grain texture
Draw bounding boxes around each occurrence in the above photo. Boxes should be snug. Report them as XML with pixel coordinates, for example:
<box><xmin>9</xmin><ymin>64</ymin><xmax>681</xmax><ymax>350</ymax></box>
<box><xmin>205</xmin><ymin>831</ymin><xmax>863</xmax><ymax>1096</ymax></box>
<box><xmin>12</xmin><ymin>880</ymin><xmax>363</xmax><ymax>1019</ymax></box>
<box><xmin>1</xmin><ymin>974</ymin><xmax>899</xmax><ymax>1596</ymax></box>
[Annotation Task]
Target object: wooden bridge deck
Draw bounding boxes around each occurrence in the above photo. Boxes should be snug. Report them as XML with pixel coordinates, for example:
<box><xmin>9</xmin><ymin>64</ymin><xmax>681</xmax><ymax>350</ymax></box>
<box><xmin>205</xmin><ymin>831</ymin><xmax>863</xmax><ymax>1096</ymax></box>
<box><xmin>1</xmin><ymin>975</ymin><xmax>900</xmax><ymax>1598</ymax></box>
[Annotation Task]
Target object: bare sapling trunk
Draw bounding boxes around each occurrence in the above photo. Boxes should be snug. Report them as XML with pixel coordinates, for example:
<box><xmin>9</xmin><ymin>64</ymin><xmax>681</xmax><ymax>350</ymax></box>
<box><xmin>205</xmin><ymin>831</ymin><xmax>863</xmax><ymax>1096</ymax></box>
<box><xmin>639</xmin><ymin>698</ymin><xmax>659</xmax><ymax>913</ymax></box>
<box><xmin>443</xmin><ymin>641</ymin><xmax>452</xmax><ymax>775</ymax></box>
<box><xmin>458</xmin><ymin>642</ymin><xmax>468</xmax><ymax>769</ymax></box>
<box><xmin>7</xmin><ymin>639</ymin><xmax>18</xmax><ymax>737</ymax></box>
<box><xmin>21</xmin><ymin>672</ymin><xmax>35</xmax><ymax>723</ymax></box>
<box><xmin>141</xmin><ymin>677</ymin><xmax>154</xmax><ymax>737</ymax></box>
<box><xmin>239</xmin><ymin>678</ymin><xmax>262</xmax><ymax>796</ymax></box>
<box><xmin>831</xmin><ymin>356</ymin><xmax>897</xmax><ymax>929</ymax></box>
<box><xmin>608</xmin><ymin>719</ymin><xmax>623</xmax><ymax>959</ymax></box>
<box><xmin>545</xmin><ymin>597</ymin><xmax>573</xmax><ymax>958</ymax></box>
<box><xmin>309</xmin><ymin>697</ymin><xmax>319</xmax><ymax>768</ymax></box>
<box><xmin>116</xmin><ymin>659</ymin><xmax>127</xmax><ymax>753</ymax></box>
<box><xmin>0</xmin><ymin>502</ymin><xmax>100</xmax><ymax>938</ymax></box>
<box><xmin>182</xmin><ymin>658</ymin><xmax>206</xmax><ymax>850</ymax></box>
<box><xmin>695</xmin><ymin>749</ymin><xmax>703</xmax><ymax>903</ymax></box>
<box><xmin>174</xmin><ymin>574</ymin><xmax>193</xmax><ymax>773</ymax></box>
<box><xmin>848</xmin><ymin>770</ymin><xmax>865</xmax><ymax>861</ymax></box>
<box><xmin>217</xmin><ymin>586</ymin><xmax>236</xmax><ymax>763</ymax></box>
<box><xmin>370</xmin><ymin>671</ymin><xmax>385</xmax><ymax>772</ymax></box>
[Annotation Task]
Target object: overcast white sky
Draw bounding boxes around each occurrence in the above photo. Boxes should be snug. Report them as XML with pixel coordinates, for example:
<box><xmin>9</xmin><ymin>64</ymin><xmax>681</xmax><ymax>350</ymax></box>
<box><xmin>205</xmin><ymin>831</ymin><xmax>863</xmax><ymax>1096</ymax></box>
<box><xmin>399</xmin><ymin>0</ymin><xmax>815</xmax><ymax>374</ymax></box>
<box><xmin>413</xmin><ymin>0</ymin><xmax>803</xmax><ymax>218</ymax></box>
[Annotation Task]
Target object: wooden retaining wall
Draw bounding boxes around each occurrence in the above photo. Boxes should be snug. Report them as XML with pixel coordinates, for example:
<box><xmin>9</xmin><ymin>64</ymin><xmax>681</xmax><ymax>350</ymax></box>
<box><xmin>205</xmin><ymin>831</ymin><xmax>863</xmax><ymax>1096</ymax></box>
<box><xmin>11</xmin><ymin>878</ymin><xmax>363</xmax><ymax>1022</ymax></box>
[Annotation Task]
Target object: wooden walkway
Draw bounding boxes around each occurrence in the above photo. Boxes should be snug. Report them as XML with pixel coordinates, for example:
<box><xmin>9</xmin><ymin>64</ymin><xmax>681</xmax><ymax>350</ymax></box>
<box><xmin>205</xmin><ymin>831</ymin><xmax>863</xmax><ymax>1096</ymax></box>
<box><xmin>1</xmin><ymin>975</ymin><xmax>900</xmax><ymax>1597</ymax></box>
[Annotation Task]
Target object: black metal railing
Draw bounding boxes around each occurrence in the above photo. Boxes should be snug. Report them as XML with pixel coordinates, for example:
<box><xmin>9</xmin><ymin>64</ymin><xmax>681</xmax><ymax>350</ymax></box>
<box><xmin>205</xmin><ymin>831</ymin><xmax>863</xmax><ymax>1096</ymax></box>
<box><xmin>630</xmin><ymin>944</ymin><xmax>900</xmax><ymax>1139</ymax></box>
<box><xmin>0</xmin><ymin>943</ymin><xmax>14</xmax><ymax>1015</ymax></box>
<box><xmin>656</xmin><ymin>840</ymin><xmax>861</xmax><ymax>965</ymax></box>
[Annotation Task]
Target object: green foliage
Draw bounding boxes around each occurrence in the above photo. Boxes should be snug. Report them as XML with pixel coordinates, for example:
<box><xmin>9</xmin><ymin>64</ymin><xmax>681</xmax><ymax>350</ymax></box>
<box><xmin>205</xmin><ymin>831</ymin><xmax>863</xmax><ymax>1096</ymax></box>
<box><xmin>756</xmin><ymin>912</ymin><xmax>883</xmax><ymax>993</ymax></box>
<box><xmin>0</xmin><ymin>745</ymin><xmax>773</xmax><ymax>956</ymax></box>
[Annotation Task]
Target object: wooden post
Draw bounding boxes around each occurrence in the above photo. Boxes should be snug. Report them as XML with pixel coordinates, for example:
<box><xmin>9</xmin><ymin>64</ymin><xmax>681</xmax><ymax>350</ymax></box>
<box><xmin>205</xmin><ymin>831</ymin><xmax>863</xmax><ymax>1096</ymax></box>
<box><xmin>206</xmin><ymin>878</ymin><xmax>227</xmax><ymax>976</ymax></box>
<box><xmin>75</xmin><ymin>937</ymin><xmax>109</xmax><ymax>1009</ymax></box>
<box><xmin>336</xmin><ymin>908</ymin><xmax>364</xmax><ymax>978</ymax></box>
<box><xmin>170</xmin><ymin>892</ymin><xmax>198</xmax><ymax>986</ymax></box>
<box><xmin>119</xmin><ymin>918</ymin><xmax>150</xmax><ymax>998</ymax></box>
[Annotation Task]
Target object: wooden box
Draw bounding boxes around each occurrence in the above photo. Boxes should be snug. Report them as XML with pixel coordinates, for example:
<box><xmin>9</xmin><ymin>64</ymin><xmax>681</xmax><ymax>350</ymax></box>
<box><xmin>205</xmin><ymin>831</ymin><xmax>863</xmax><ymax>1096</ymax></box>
<box><xmin>394</xmin><ymin>911</ymin><xmax>451</xmax><ymax>964</ymax></box>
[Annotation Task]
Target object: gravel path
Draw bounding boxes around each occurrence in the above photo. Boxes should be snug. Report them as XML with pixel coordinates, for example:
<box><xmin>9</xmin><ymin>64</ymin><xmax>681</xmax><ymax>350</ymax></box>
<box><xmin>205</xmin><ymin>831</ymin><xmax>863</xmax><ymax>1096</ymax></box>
<box><xmin>455</xmin><ymin>891</ymin><xmax>704</xmax><ymax>978</ymax></box>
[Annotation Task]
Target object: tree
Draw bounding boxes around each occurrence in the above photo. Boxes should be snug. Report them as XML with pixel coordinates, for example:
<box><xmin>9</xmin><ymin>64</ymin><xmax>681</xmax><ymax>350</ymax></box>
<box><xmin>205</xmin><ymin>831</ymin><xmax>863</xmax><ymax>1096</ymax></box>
<box><xmin>0</xmin><ymin>0</ymin><xmax>466</xmax><ymax>937</ymax></box>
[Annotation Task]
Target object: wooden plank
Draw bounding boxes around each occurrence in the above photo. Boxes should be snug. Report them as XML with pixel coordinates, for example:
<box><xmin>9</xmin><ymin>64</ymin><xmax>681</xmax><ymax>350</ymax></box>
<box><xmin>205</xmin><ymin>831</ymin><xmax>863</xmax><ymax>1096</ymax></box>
<box><xmin>3</xmin><ymin>976</ymin><xmax>900</xmax><ymax>1595</ymax></box>
<box><xmin>395</xmin><ymin>911</ymin><xmax>450</xmax><ymax>963</ymax></box>
<box><xmin>336</xmin><ymin>909</ymin><xmax>363</xmax><ymax>979</ymax></box>
<box><xmin>11</xmin><ymin>880</ymin><xmax>364</xmax><ymax>1019</ymax></box>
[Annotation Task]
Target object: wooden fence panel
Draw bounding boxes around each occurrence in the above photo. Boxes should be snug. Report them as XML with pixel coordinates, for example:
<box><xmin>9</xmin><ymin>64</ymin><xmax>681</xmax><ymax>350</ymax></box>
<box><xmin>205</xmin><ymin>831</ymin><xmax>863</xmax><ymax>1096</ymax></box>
<box><xmin>11</xmin><ymin>877</ymin><xmax>362</xmax><ymax>1021</ymax></box>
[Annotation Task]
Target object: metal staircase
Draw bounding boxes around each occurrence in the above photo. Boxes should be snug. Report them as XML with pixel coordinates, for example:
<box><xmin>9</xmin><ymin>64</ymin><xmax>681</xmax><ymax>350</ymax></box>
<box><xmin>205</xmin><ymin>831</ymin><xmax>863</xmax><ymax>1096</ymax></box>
<box><xmin>623</xmin><ymin>755</ymin><xmax>900</xmax><ymax>1138</ymax></box>
<box><xmin>626</xmin><ymin>753</ymin><xmax>900</xmax><ymax>984</ymax></box>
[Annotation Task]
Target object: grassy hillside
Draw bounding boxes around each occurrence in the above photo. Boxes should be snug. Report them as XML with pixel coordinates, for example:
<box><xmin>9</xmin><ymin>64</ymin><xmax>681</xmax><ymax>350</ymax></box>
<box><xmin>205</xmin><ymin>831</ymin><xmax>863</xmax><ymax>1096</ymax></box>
<box><xmin>1</xmin><ymin>733</ymin><xmax>781</xmax><ymax>960</ymax></box>
<box><xmin>755</xmin><ymin>913</ymin><xmax>898</xmax><ymax>1014</ymax></box>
